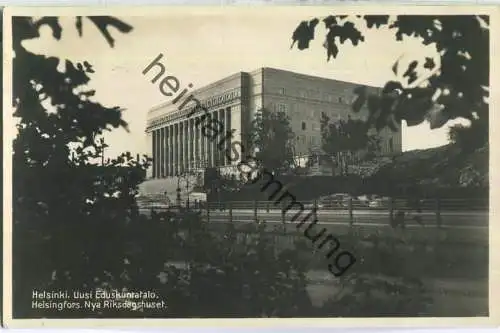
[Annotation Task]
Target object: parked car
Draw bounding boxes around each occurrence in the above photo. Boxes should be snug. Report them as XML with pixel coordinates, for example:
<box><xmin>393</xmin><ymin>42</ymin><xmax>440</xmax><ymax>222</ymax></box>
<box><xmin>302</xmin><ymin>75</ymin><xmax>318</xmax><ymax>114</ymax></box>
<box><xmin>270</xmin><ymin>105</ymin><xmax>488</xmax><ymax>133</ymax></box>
<box><xmin>189</xmin><ymin>192</ymin><xmax>207</xmax><ymax>203</ymax></box>
<box><xmin>368</xmin><ymin>196</ymin><xmax>390</xmax><ymax>208</ymax></box>
<box><xmin>304</xmin><ymin>202</ymin><xmax>324</xmax><ymax>209</ymax></box>
<box><xmin>327</xmin><ymin>193</ymin><xmax>350</xmax><ymax>208</ymax></box>
<box><xmin>356</xmin><ymin>195</ymin><xmax>371</xmax><ymax>207</ymax></box>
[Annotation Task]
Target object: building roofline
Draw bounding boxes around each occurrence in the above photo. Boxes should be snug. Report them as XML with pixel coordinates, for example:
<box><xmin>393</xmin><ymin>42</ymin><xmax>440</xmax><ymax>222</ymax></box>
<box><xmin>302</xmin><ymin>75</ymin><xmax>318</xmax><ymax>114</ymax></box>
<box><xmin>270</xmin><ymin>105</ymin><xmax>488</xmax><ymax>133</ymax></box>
<box><xmin>148</xmin><ymin>66</ymin><xmax>380</xmax><ymax>113</ymax></box>
<box><xmin>260</xmin><ymin>67</ymin><xmax>380</xmax><ymax>90</ymax></box>
<box><xmin>149</xmin><ymin>71</ymin><xmax>248</xmax><ymax>113</ymax></box>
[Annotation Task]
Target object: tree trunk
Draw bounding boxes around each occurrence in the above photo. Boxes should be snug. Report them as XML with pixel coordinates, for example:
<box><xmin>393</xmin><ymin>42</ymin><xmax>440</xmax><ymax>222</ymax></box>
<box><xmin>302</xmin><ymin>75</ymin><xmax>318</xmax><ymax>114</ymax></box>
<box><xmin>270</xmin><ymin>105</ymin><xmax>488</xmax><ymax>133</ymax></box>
<box><xmin>330</xmin><ymin>153</ymin><xmax>337</xmax><ymax>176</ymax></box>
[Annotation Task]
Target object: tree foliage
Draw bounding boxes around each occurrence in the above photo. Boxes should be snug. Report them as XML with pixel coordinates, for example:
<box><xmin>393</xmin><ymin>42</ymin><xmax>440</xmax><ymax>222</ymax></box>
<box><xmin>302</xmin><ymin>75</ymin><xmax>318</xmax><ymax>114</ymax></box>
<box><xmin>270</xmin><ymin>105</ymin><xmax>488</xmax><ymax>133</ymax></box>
<box><xmin>291</xmin><ymin>15</ymin><xmax>489</xmax><ymax>149</ymax></box>
<box><xmin>12</xmin><ymin>16</ymin><xmax>148</xmax><ymax>317</ymax></box>
<box><xmin>247</xmin><ymin>108</ymin><xmax>297</xmax><ymax>175</ymax></box>
<box><xmin>146</xmin><ymin>216</ymin><xmax>313</xmax><ymax>318</ymax></box>
<box><xmin>320</xmin><ymin>112</ymin><xmax>381</xmax><ymax>176</ymax></box>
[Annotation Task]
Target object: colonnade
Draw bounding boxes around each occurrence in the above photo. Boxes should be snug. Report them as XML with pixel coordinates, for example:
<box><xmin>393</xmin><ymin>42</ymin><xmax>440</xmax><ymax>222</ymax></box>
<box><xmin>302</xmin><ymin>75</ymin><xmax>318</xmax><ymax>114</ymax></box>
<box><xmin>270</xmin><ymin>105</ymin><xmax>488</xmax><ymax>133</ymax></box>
<box><xmin>151</xmin><ymin>107</ymin><xmax>233</xmax><ymax>178</ymax></box>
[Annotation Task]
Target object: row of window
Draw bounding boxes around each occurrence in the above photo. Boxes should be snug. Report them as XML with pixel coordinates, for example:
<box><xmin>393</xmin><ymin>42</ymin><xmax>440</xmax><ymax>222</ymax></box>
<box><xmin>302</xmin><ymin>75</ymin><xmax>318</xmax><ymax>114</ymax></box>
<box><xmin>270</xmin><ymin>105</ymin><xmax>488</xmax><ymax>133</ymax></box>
<box><xmin>276</xmin><ymin>87</ymin><xmax>352</xmax><ymax>104</ymax></box>
<box><xmin>301</xmin><ymin>122</ymin><xmax>321</xmax><ymax>131</ymax></box>
<box><xmin>296</xmin><ymin>135</ymin><xmax>321</xmax><ymax>146</ymax></box>
<box><xmin>272</xmin><ymin>103</ymin><xmax>324</xmax><ymax>119</ymax></box>
<box><xmin>293</xmin><ymin>137</ymin><xmax>396</xmax><ymax>154</ymax></box>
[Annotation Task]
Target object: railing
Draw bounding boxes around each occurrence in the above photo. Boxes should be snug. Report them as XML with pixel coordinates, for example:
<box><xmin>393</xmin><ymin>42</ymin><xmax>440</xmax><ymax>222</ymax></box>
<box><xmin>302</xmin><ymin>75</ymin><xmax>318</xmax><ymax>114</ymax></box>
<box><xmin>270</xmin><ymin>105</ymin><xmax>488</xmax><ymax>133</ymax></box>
<box><xmin>137</xmin><ymin>198</ymin><xmax>488</xmax><ymax>228</ymax></box>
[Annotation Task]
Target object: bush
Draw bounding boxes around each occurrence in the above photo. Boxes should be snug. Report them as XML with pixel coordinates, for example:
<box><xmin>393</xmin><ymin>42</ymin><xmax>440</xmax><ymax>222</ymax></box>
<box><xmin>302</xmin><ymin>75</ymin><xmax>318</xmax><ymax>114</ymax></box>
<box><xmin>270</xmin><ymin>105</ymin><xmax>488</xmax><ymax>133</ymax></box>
<box><xmin>125</xmin><ymin>214</ymin><xmax>314</xmax><ymax>318</ymax></box>
<box><xmin>315</xmin><ymin>273</ymin><xmax>432</xmax><ymax>317</ymax></box>
<box><xmin>18</xmin><ymin>208</ymin><xmax>315</xmax><ymax>318</ymax></box>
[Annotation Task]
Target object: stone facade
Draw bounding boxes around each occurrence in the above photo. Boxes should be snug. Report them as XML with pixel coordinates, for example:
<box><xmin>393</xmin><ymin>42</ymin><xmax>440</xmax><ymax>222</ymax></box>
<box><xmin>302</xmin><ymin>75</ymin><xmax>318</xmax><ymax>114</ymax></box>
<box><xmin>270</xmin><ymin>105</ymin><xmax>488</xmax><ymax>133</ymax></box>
<box><xmin>145</xmin><ymin>67</ymin><xmax>402</xmax><ymax>179</ymax></box>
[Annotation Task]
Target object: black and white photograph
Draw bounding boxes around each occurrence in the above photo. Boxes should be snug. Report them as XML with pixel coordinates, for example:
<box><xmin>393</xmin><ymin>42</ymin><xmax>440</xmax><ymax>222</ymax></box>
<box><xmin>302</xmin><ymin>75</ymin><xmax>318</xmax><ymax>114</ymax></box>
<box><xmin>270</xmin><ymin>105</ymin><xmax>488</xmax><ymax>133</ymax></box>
<box><xmin>3</xmin><ymin>5</ymin><xmax>497</xmax><ymax>326</ymax></box>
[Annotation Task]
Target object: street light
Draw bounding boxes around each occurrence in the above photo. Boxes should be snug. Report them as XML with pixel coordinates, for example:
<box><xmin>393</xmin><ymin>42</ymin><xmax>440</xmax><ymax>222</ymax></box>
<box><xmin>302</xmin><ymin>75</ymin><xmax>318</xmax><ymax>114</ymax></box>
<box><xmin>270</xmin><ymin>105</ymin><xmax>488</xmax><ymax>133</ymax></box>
<box><xmin>175</xmin><ymin>174</ymin><xmax>182</xmax><ymax>207</ymax></box>
<box><xmin>176</xmin><ymin>169</ymin><xmax>195</xmax><ymax>208</ymax></box>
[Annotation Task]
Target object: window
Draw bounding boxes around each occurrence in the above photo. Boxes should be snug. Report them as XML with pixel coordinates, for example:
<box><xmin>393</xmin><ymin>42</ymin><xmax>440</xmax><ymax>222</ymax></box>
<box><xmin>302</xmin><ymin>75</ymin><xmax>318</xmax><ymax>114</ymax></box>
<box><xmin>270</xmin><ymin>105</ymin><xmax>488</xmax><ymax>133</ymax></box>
<box><xmin>389</xmin><ymin>138</ymin><xmax>394</xmax><ymax>152</ymax></box>
<box><xmin>309</xmin><ymin>90</ymin><xmax>319</xmax><ymax>99</ymax></box>
<box><xmin>278</xmin><ymin>87</ymin><xmax>285</xmax><ymax>95</ymax></box>
<box><xmin>278</xmin><ymin>103</ymin><xmax>288</xmax><ymax>113</ymax></box>
<box><xmin>338</xmin><ymin>97</ymin><xmax>343</xmax><ymax>103</ymax></box>
<box><xmin>302</xmin><ymin>122</ymin><xmax>306</xmax><ymax>130</ymax></box>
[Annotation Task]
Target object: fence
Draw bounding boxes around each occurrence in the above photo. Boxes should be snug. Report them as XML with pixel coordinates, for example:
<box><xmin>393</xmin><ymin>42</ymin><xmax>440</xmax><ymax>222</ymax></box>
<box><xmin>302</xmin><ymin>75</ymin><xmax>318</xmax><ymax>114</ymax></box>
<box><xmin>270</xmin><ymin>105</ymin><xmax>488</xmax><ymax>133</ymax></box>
<box><xmin>138</xmin><ymin>197</ymin><xmax>488</xmax><ymax>229</ymax></box>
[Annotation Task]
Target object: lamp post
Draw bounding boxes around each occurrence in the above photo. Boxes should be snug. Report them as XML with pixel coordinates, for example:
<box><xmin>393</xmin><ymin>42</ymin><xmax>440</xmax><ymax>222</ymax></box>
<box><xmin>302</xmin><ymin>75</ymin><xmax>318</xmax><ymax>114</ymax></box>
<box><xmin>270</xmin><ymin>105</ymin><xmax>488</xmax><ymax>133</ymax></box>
<box><xmin>185</xmin><ymin>174</ymin><xmax>190</xmax><ymax>208</ymax></box>
<box><xmin>177</xmin><ymin>169</ymin><xmax>195</xmax><ymax>208</ymax></box>
<box><xmin>176</xmin><ymin>174</ymin><xmax>182</xmax><ymax>207</ymax></box>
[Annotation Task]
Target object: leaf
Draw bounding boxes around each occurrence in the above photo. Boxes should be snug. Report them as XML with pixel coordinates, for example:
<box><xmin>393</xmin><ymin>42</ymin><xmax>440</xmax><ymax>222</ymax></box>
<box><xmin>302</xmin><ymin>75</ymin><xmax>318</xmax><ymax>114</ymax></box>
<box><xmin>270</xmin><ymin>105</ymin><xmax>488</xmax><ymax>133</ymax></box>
<box><xmin>392</xmin><ymin>59</ymin><xmax>399</xmax><ymax>76</ymax></box>
<box><xmin>341</xmin><ymin>22</ymin><xmax>365</xmax><ymax>45</ymax></box>
<box><xmin>324</xmin><ymin>37</ymin><xmax>339</xmax><ymax>60</ymax></box>
<box><xmin>424</xmin><ymin>57</ymin><xmax>435</xmax><ymax>70</ymax></box>
<box><xmin>352</xmin><ymin>86</ymin><xmax>367</xmax><ymax>113</ymax></box>
<box><xmin>83</xmin><ymin>61</ymin><xmax>95</xmax><ymax>73</ymax></box>
<box><xmin>76</xmin><ymin>16</ymin><xmax>83</xmax><ymax>36</ymax></box>
<box><xmin>382</xmin><ymin>81</ymin><xmax>404</xmax><ymax>95</ymax></box>
<box><xmin>80</xmin><ymin>90</ymin><xmax>96</xmax><ymax>97</ymax></box>
<box><xmin>323</xmin><ymin>15</ymin><xmax>338</xmax><ymax>28</ymax></box>
<box><xmin>291</xmin><ymin>19</ymin><xmax>319</xmax><ymax>50</ymax></box>
<box><xmin>35</xmin><ymin>17</ymin><xmax>62</xmax><ymax>40</ymax></box>
<box><xmin>364</xmin><ymin>15</ymin><xmax>390</xmax><ymax>29</ymax></box>
<box><xmin>403</xmin><ymin>60</ymin><xmax>419</xmax><ymax>85</ymax></box>
<box><xmin>87</xmin><ymin>16</ymin><xmax>133</xmax><ymax>47</ymax></box>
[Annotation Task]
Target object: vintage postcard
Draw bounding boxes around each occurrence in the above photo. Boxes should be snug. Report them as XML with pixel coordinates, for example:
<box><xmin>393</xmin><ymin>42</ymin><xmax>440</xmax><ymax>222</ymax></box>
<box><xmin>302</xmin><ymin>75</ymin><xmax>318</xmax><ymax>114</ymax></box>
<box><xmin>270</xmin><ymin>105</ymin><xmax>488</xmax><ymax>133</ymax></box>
<box><xmin>2</xmin><ymin>5</ymin><xmax>499</xmax><ymax>328</ymax></box>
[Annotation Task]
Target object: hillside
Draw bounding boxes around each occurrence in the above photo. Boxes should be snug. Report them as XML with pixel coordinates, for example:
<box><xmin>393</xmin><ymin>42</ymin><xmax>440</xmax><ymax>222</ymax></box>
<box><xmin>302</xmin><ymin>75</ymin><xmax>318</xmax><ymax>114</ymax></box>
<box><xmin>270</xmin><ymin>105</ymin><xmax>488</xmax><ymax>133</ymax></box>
<box><xmin>352</xmin><ymin>144</ymin><xmax>489</xmax><ymax>189</ymax></box>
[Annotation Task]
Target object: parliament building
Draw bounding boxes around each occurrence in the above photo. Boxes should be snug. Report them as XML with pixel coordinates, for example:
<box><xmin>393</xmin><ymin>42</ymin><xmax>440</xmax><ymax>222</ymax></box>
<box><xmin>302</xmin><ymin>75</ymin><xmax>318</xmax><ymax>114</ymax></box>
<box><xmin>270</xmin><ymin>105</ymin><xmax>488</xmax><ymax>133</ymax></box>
<box><xmin>145</xmin><ymin>67</ymin><xmax>402</xmax><ymax>179</ymax></box>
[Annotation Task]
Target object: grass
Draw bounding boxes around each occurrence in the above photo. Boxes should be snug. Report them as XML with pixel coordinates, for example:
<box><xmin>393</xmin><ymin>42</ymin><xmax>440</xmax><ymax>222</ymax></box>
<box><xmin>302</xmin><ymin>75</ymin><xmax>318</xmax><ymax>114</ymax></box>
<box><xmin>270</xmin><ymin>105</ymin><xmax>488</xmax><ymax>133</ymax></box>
<box><xmin>205</xmin><ymin>220</ymin><xmax>488</xmax><ymax>280</ymax></box>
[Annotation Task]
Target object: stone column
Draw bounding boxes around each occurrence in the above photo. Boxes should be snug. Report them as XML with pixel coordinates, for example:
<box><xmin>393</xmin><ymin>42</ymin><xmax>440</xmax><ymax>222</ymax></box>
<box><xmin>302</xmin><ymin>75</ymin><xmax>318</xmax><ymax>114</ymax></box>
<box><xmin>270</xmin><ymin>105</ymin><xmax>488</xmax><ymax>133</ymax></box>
<box><xmin>200</xmin><ymin>116</ymin><xmax>206</xmax><ymax>168</ymax></box>
<box><xmin>175</xmin><ymin>123</ymin><xmax>179</xmax><ymax>176</ymax></box>
<box><xmin>169</xmin><ymin>125</ymin><xmax>174</xmax><ymax>176</ymax></box>
<box><xmin>189</xmin><ymin>119</ymin><xmax>194</xmax><ymax>170</ymax></box>
<box><xmin>217</xmin><ymin>109</ymin><xmax>224</xmax><ymax>166</ymax></box>
<box><xmin>179</xmin><ymin>122</ymin><xmax>184</xmax><ymax>174</ymax></box>
<box><xmin>159</xmin><ymin>127</ymin><xmax>164</xmax><ymax>177</ymax></box>
<box><xmin>146</xmin><ymin>131</ymin><xmax>153</xmax><ymax>178</ymax></box>
<box><xmin>156</xmin><ymin>129</ymin><xmax>162</xmax><ymax>178</ymax></box>
<box><xmin>206</xmin><ymin>113</ymin><xmax>212</xmax><ymax>167</ymax></box>
<box><xmin>231</xmin><ymin>104</ymin><xmax>242</xmax><ymax>167</ymax></box>
<box><xmin>164</xmin><ymin>126</ymin><xmax>169</xmax><ymax>177</ymax></box>
<box><xmin>193</xmin><ymin>118</ymin><xmax>199</xmax><ymax>169</ymax></box>
<box><xmin>185</xmin><ymin>120</ymin><xmax>189</xmax><ymax>171</ymax></box>
<box><xmin>152</xmin><ymin>130</ymin><xmax>157</xmax><ymax>178</ymax></box>
<box><xmin>225</xmin><ymin>107</ymin><xmax>232</xmax><ymax>166</ymax></box>
<box><xmin>212</xmin><ymin>110</ymin><xmax>218</xmax><ymax>166</ymax></box>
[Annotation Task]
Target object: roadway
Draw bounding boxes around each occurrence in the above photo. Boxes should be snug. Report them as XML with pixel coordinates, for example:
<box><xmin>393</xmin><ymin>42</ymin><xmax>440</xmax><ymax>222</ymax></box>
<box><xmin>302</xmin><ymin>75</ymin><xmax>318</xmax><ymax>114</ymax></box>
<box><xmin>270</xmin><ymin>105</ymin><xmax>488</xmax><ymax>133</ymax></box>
<box><xmin>140</xmin><ymin>207</ymin><xmax>488</xmax><ymax>229</ymax></box>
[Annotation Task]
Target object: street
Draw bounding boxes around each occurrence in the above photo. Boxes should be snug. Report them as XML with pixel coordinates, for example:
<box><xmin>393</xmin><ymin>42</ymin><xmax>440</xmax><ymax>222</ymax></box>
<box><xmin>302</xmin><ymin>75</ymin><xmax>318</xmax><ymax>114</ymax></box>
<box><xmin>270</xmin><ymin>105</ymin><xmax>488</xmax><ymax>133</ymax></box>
<box><xmin>199</xmin><ymin>208</ymin><xmax>488</xmax><ymax>228</ymax></box>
